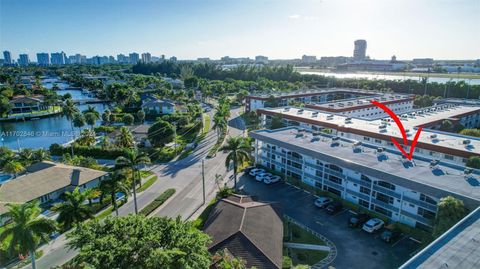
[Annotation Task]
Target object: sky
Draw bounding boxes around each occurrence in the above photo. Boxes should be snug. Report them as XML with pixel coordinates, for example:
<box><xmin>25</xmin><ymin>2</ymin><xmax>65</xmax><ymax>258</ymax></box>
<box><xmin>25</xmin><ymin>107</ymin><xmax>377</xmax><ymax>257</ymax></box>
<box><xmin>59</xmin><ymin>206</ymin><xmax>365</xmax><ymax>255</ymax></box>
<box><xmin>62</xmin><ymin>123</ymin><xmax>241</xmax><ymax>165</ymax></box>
<box><xmin>1</xmin><ymin>0</ymin><xmax>479</xmax><ymax>61</ymax></box>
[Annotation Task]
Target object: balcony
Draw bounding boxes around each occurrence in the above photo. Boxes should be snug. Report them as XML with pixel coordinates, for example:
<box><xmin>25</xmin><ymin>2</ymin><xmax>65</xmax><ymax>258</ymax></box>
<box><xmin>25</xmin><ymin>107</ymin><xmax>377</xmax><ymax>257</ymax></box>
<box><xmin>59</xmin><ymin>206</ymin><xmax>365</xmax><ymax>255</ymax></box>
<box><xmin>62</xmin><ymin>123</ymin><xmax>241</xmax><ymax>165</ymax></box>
<box><xmin>346</xmin><ymin>176</ymin><xmax>371</xmax><ymax>187</ymax></box>
<box><xmin>323</xmin><ymin>178</ymin><xmax>343</xmax><ymax>189</ymax></box>
<box><xmin>287</xmin><ymin>155</ymin><xmax>303</xmax><ymax>164</ymax></box>
<box><xmin>401</xmin><ymin>210</ymin><xmax>434</xmax><ymax>226</ymax></box>
<box><xmin>324</xmin><ymin>168</ymin><xmax>345</xmax><ymax>179</ymax></box>
<box><xmin>346</xmin><ymin>188</ymin><xmax>370</xmax><ymax>201</ymax></box>
<box><xmin>305</xmin><ymin>162</ymin><xmax>324</xmax><ymax>171</ymax></box>
<box><xmin>403</xmin><ymin>196</ymin><xmax>437</xmax><ymax>212</ymax></box>
<box><xmin>372</xmin><ymin>184</ymin><xmax>401</xmax><ymax>199</ymax></box>
<box><xmin>286</xmin><ymin>165</ymin><xmax>302</xmax><ymax>175</ymax></box>
<box><xmin>371</xmin><ymin>198</ymin><xmax>398</xmax><ymax>212</ymax></box>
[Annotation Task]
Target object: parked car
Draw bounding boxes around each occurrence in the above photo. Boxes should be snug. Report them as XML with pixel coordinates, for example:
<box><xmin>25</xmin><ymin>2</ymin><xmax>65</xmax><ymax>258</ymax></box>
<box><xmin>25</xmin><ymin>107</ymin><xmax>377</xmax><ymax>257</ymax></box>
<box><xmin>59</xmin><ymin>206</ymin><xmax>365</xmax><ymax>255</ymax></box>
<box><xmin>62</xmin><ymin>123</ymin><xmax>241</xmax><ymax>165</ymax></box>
<box><xmin>381</xmin><ymin>226</ymin><xmax>402</xmax><ymax>243</ymax></box>
<box><xmin>249</xmin><ymin>168</ymin><xmax>265</xmax><ymax>176</ymax></box>
<box><xmin>255</xmin><ymin>172</ymin><xmax>272</xmax><ymax>182</ymax></box>
<box><xmin>326</xmin><ymin>201</ymin><xmax>343</xmax><ymax>215</ymax></box>
<box><xmin>362</xmin><ymin>218</ymin><xmax>385</xmax><ymax>233</ymax></box>
<box><xmin>314</xmin><ymin>197</ymin><xmax>333</xmax><ymax>208</ymax></box>
<box><xmin>348</xmin><ymin>213</ymin><xmax>370</xmax><ymax>228</ymax></box>
<box><xmin>264</xmin><ymin>175</ymin><xmax>281</xmax><ymax>184</ymax></box>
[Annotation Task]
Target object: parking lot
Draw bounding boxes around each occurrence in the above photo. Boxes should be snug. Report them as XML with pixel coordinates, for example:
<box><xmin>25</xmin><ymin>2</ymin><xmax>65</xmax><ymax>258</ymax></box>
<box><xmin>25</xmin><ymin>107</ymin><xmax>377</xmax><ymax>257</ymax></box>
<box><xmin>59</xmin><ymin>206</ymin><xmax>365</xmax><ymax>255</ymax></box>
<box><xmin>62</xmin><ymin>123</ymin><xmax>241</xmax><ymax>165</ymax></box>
<box><xmin>237</xmin><ymin>173</ymin><xmax>422</xmax><ymax>269</ymax></box>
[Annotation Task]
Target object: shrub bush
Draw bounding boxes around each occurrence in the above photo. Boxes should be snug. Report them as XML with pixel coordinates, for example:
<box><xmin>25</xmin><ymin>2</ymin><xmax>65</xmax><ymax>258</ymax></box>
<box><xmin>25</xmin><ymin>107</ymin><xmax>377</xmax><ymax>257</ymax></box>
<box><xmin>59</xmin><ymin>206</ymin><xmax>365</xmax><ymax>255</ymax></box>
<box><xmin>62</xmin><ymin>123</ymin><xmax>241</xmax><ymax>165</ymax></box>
<box><xmin>50</xmin><ymin>143</ymin><xmax>130</xmax><ymax>159</ymax></box>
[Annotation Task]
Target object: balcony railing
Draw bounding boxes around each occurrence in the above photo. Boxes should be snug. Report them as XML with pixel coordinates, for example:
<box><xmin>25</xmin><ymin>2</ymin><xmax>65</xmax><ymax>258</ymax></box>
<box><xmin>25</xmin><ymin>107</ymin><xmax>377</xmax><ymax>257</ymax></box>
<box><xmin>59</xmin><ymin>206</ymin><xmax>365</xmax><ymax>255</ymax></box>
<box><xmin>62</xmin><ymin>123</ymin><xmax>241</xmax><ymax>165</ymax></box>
<box><xmin>401</xmin><ymin>210</ymin><xmax>434</xmax><ymax>226</ymax></box>
<box><xmin>305</xmin><ymin>162</ymin><xmax>324</xmax><ymax>171</ymax></box>
<box><xmin>372</xmin><ymin>184</ymin><xmax>401</xmax><ymax>199</ymax></box>
<box><xmin>324</xmin><ymin>168</ymin><xmax>345</xmax><ymax>179</ymax></box>
<box><xmin>346</xmin><ymin>176</ymin><xmax>371</xmax><ymax>187</ymax></box>
<box><xmin>346</xmin><ymin>188</ymin><xmax>370</xmax><ymax>202</ymax></box>
<box><xmin>371</xmin><ymin>198</ymin><xmax>398</xmax><ymax>212</ymax></box>
<box><xmin>403</xmin><ymin>196</ymin><xmax>437</xmax><ymax>212</ymax></box>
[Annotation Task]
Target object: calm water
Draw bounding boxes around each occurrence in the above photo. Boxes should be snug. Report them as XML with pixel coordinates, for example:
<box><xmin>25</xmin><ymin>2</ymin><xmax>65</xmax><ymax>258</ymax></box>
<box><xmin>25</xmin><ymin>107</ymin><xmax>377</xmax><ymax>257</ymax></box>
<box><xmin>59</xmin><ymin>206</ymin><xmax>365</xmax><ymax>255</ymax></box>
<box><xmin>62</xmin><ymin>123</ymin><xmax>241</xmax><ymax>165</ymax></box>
<box><xmin>299</xmin><ymin>70</ymin><xmax>480</xmax><ymax>85</ymax></box>
<box><xmin>0</xmin><ymin>79</ymin><xmax>107</xmax><ymax>149</ymax></box>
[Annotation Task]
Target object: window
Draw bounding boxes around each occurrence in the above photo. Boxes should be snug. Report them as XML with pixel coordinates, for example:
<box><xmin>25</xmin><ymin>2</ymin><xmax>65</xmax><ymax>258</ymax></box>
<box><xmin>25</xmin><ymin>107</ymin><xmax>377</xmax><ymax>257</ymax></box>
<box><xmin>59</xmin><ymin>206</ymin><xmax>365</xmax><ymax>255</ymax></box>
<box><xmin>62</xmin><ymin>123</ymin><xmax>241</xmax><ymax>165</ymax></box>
<box><xmin>316</xmin><ymin>160</ymin><xmax>324</xmax><ymax>166</ymax></box>
<box><xmin>444</xmin><ymin>154</ymin><xmax>454</xmax><ymax>160</ymax></box>
<box><xmin>363</xmin><ymin>137</ymin><xmax>371</xmax><ymax>141</ymax></box>
<box><xmin>326</xmin><ymin>187</ymin><xmax>341</xmax><ymax>197</ymax></box>
<box><xmin>361</xmin><ymin>174</ymin><xmax>372</xmax><ymax>183</ymax></box>
<box><xmin>328</xmin><ymin>164</ymin><xmax>343</xmax><ymax>173</ymax></box>
<box><xmin>376</xmin><ymin>193</ymin><xmax>394</xmax><ymax>204</ymax></box>
<box><xmin>377</xmin><ymin>180</ymin><xmax>396</xmax><ymax>191</ymax></box>
<box><xmin>315</xmin><ymin>170</ymin><xmax>323</xmax><ymax>178</ymax></box>
<box><xmin>372</xmin><ymin>205</ymin><xmax>392</xmax><ymax>217</ymax></box>
<box><xmin>375</xmin><ymin>139</ymin><xmax>382</xmax><ymax>144</ymax></box>
<box><xmin>420</xmin><ymin>194</ymin><xmax>436</xmax><ymax>205</ymax></box>
<box><xmin>359</xmin><ymin>199</ymin><xmax>370</xmax><ymax>209</ymax></box>
<box><xmin>328</xmin><ymin>175</ymin><xmax>342</xmax><ymax>185</ymax></box>
<box><xmin>360</xmin><ymin>186</ymin><xmax>371</xmax><ymax>195</ymax></box>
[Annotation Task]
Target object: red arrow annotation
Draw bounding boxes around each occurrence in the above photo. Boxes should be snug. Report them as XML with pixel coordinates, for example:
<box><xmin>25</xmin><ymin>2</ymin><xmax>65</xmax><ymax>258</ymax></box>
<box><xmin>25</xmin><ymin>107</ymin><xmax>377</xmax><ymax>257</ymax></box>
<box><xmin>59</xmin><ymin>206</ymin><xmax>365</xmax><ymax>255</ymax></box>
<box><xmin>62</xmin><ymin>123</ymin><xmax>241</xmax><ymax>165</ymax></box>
<box><xmin>370</xmin><ymin>100</ymin><xmax>423</xmax><ymax>160</ymax></box>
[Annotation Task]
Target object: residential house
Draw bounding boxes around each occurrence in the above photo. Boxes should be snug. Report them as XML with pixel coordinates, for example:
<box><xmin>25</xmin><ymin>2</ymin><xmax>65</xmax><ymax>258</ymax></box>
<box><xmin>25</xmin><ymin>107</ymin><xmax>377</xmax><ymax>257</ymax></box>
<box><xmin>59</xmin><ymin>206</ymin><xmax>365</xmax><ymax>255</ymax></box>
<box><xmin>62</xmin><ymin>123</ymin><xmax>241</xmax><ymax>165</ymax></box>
<box><xmin>0</xmin><ymin>161</ymin><xmax>108</xmax><ymax>226</ymax></box>
<box><xmin>141</xmin><ymin>99</ymin><xmax>175</xmax><ymax>115</ymax></box>
<box><xmin>9</xmin><ymin>95</ymin><xmax>48</xmax><ymax>114</ymax></box>
<box><xmin>203</xmin><ymin>194</ymin><xmax>283</xmax><ymax>269</ymax></box>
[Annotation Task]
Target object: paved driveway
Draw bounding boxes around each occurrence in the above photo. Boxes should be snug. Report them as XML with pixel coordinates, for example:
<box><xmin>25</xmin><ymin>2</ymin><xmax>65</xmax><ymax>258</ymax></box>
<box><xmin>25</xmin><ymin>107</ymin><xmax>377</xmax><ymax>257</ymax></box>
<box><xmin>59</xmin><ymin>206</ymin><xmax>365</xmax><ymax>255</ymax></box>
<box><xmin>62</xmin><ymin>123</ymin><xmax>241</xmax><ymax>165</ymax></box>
<box><xmin>237</xmin><ymin>174</ymin><xmax>421</xmax><ymax>269</ymax></box>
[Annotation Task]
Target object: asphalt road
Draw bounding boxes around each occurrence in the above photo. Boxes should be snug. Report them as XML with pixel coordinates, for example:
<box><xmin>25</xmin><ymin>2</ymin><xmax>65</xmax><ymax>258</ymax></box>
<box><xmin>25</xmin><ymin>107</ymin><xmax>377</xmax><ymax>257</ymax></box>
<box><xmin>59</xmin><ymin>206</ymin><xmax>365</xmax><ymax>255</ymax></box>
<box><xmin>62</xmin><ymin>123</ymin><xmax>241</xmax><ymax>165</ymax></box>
<box><xmin>237</xmin><ymin>174</ymin><xmax>422</xmax><ymax>269</ymax></box>
<box><xmin>21</xmin><ymin>108</ymin><xmax>245</xmax><ymax>269</ymax></box>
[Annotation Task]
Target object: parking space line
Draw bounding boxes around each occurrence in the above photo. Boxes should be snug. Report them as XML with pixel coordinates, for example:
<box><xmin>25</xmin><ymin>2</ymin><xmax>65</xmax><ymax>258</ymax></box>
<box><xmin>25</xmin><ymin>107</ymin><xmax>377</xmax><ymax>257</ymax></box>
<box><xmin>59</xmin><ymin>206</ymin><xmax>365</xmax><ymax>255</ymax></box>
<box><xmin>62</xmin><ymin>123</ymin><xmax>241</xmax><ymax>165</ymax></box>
<box><xmin>333</xmin><ymin>208</ymin><xmax>349</xmax><ymax>217</ymax></box>
<box><xmin>391</xmin><ymin>235</ymin><xmax>408</xmax><ymax>247</ymax></box>
<box><xmin>315</xmin><ymin>221</ymin><xmax>324</xmax><ymax>226</ymax></box>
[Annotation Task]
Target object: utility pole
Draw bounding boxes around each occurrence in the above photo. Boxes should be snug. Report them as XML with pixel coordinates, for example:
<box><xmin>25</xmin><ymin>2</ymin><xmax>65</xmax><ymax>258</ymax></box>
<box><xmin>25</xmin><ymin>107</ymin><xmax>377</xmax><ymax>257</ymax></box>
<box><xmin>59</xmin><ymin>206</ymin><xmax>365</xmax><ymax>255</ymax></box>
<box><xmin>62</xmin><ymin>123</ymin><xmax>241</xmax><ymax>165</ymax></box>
<box><xmin>202</xmin><ymin>159</ymin><xmax>206</xmax><ymax>205</ymax></box>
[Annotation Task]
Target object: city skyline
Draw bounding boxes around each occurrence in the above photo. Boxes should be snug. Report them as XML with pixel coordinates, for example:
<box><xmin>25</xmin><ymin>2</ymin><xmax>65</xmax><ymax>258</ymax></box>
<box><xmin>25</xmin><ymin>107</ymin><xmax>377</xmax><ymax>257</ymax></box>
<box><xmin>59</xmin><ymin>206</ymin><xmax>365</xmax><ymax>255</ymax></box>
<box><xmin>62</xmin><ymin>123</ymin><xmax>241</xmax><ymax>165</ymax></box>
<box><xmin>1</xmin><ymin>0</ymin><xmax>479</xmax><ymax>60</ymax></box>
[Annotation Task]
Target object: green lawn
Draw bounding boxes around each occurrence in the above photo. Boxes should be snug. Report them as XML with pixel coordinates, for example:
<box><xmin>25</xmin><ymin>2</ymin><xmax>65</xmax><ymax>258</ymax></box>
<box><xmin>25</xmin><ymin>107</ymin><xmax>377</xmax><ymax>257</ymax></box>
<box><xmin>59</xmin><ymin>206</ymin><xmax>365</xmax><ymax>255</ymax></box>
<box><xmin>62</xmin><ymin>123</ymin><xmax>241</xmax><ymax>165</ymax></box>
<box><xmin>192</xmin><ymin>198</ymin><xmax>217</xmax><ymax>229</ymax></box>
<box><xmin>7</xmin><ymin>106</ymin><xmax>62</xmax><ymax>118</ymax></box>
<box><xmin>139</xmin><ymin>188</ymin><xmax>176</xmax><ymax>216</ymax></box>
<box><xmin>137</xmin><ymin>175</ymin><xmax>158</xmax><ymax>192</ymax></box>
<box><xmin>284</xmin><ymin>220</ymin><xmax>329</xmax><ymax>267</ymax></box>
<box><xmin>96</xmin><ymin>206</ymin><xmax>116</xmax><ymax>219</ymax></box>
<box><xmin>202</xmin><ymin>114</ymin><xmax>211</xmax><ymax>134</ymax></box>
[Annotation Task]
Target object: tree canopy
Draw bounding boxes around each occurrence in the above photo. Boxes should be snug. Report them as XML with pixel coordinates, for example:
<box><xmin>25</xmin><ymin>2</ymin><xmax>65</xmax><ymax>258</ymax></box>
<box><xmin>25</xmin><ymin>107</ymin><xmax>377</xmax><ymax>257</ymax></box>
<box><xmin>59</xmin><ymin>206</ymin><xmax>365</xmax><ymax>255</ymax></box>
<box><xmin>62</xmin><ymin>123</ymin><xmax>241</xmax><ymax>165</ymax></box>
<box><xmin>148</xmin><ymin>120</ymin><xmax>175</xmax><ymax>147</ymax></box>
<box><xmin>433</xmin><ymin>196</ymin><xmax>468</xmax><ymax>237</ymax></box>
<box><xmin>67</xmin><ymin>215</ymin><xmax>211</xmax><ymax>269</ymax></box>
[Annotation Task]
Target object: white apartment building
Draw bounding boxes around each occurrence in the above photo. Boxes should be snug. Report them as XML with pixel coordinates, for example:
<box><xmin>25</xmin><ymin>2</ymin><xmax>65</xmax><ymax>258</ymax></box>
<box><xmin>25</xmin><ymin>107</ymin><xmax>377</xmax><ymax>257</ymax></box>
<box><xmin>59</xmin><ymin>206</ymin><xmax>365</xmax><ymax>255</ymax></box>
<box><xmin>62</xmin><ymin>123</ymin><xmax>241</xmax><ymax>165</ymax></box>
<box><xmin>257</xmin><ymin>105</ymin><xmax>480</xmax><ymax>165</ymax></box>
<box><xmin>250</xmin><ymin>128</ymin><xmax>480</xmax><ymax>231</ymax></box>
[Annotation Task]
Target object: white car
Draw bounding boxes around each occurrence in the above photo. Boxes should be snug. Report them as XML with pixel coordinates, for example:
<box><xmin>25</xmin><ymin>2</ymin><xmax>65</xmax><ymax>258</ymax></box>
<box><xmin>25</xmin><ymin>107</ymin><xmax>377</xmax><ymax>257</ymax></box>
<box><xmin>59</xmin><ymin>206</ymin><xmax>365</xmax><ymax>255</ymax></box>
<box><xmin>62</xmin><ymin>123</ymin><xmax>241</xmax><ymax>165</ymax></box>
<box><xmin>249</xmin><ymin>168</ymin><xmax>265</xmax><ymax>176</ymax></box>
<box><xmin>264</xmin><ymin>175</ymin><xmax>281</xmax><ymax>184</ymax></box>
<box><xmin>362</xmin><ymin>218</ymin><xmax>385</xmax><ymax>233</ymax></box>
<box><xmin>255</xmin><ymin>172</ymin><xmax>272</xmax><ymax>182</ymax></box>
<box><xmin>314</xmin><ymin>197</ymin><xmax>333</xmax><ymax>208</ymax></box>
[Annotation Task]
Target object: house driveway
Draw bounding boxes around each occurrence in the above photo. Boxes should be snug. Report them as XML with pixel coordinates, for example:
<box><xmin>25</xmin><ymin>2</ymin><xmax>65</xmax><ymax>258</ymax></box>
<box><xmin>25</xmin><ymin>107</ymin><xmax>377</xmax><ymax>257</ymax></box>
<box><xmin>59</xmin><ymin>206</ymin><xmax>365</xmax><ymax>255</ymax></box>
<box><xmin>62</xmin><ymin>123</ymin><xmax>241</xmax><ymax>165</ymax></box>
<box><xmin>237</xmin><ymin>174</ymin><xmax>422</xmax><ymax>269</ymax></box>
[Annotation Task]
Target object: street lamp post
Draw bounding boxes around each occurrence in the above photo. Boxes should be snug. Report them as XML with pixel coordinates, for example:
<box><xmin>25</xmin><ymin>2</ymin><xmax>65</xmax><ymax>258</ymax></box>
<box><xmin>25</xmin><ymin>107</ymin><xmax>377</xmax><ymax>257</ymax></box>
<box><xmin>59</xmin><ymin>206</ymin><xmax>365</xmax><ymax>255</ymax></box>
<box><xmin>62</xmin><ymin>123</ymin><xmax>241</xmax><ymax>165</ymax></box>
<box><xmin>202</xmin><ymin>159</ymin><xmax>206</xmax><ymax>205</ymax></box>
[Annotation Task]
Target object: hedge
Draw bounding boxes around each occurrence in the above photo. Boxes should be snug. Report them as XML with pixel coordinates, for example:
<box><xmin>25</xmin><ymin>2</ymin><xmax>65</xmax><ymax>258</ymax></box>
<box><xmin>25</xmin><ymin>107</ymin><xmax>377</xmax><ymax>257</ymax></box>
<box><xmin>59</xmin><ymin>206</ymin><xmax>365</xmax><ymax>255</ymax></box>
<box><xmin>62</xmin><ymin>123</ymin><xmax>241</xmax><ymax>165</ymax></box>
<box><xmin>49</xmin><ymin>143</ymin><xmax>130</xmax><ymax>159</ymax></box>
<box><xmin>139</xmin><ymin>188</ymin><xmax>176</xmax><ymax>216</ymax></box>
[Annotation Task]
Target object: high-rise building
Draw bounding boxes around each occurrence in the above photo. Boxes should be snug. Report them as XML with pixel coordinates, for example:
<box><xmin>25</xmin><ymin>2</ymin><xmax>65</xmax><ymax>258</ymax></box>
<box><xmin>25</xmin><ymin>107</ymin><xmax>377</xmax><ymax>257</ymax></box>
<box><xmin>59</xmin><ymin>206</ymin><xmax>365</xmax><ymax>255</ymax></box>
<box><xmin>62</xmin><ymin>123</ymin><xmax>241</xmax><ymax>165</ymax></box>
<box><xmin>117</xmin><ymin>54</ymin><xmax>129</xmax><ymax>63</ymax></box>
<box><xmin>51</xmin><ymin>52</ymin><xmax>66</xmax><ymax>65</ymax></box>
<box><xmin>169</xmin><ymin>56</ymin><xmax>177</xmax><ymax>62</ymax></box>
<box><xmin>353</xmin><ymin>39</ymin><xmax>367</xmax><ymax>60</ymax></box>
<box><xmin>18</xmin><ymin>54</ymin><xmax>29</xmax><ymax>66</ymax></box>
<box><xmin>129</xmin><ymin>53</ymin><xmax>140</xmax><ymax>64</ymax></box>
<box><xmin>255</xmin><ymin>55</ymin><xmax>269</xmax><ymax>64</ymax></box>
<box><xmin>37</xmin><ymin>53</ymin><xmax>50</xmax><ymax>66</ymax></box>
<box><xmin>3</xmin><ymin>51</ymin><xmax>12</xmax><ymax>65</ymax></box>
<box><xmin>141</xmin><ymin>52</ymin><xmax>152</xmax><ymax>63</ymax></box>
<box><xmin>301</xmin><ymin>55</ymin><xmax>317</xmax><ymax>63</ymax></box>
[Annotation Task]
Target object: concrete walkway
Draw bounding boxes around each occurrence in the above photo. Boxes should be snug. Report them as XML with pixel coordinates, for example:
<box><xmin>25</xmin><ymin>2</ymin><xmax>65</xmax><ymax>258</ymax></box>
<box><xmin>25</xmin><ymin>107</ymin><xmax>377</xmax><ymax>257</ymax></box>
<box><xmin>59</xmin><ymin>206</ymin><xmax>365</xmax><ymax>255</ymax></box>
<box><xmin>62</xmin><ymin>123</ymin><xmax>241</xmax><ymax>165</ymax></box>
<box><xmin>284</xmin><ymin>242</ymin><xmax>331</xmax><ymax>251</ymax></box>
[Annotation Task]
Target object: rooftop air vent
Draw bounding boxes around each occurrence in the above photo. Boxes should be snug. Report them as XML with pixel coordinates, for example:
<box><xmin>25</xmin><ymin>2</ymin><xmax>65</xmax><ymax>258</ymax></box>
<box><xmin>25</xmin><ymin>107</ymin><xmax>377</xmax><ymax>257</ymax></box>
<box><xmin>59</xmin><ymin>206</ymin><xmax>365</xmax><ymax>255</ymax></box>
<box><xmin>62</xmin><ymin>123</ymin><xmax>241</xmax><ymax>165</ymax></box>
<box><xmin>331</xmin><ymin>136</ymin><xmax>340</xmax><ymax>146</ymax></box>
<box><xmin>463</xmin><ymin>139</ymin><xmax>471</xmax><ymax>145</ymax></box>
<box><xmin>430</xmin><ymin>160</ymin><xmax>440</xmax><ymax>169</ymax></box>
<box><xmin>345</xmin><ymin>118</ymin><xmax>353</xmax><ymax>123</ymax></box>
<box><xmin>284</xmin><ymin>107</ymin><xmax>290</xmax><ymax>111</ymax></box>
<box><xmin>464</xmin><ymin>168</ymin><xmax>473</xmax><ymax>175</ymax></box>
<box><xmin>326</xmin><ymin>114</ymin><xmax>334</xmax><ymax>120</ymax></box>
<box><xmin>430</xmin><ymin>134</ymin><xmax>437</xmax><ymax>139</ymax></box>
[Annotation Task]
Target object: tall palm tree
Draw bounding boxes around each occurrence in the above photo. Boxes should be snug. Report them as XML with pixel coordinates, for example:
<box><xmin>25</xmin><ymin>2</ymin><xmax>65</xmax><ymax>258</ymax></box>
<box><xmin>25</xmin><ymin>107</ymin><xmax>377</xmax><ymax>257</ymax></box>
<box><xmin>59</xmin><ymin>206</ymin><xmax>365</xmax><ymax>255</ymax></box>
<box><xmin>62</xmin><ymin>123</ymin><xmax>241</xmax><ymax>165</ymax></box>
<box><xmin>115</xmin><ymin>126</ymin><xmax>134</xmax><ymax>148</ymax></box>
<box><xmin>115</xmin><ymin>149</ymin><xmax>151</xmax><ymax>214</ymax></box>
<box><xmin>213</xmin><ymin>115</ymin><xmax>228</xmax><ymax>139</ymax></box>
<box><xmin>220</xmin><ymin>137</ymin><xmax>250</xmax><ymax>190</ymax></box>
<box><xmin>52</xmin><ymin>187</ymin><xmax>93</xmax><ymax>231</ymax></box>
<box><xmin>62</xmin><ymin>99</ymin><xmax>79</xmax><ymax>139</ymax></box>
<box><xmin>0</xmin><ymin>201</ymin><xmax>57</xmax><ymax>269</ymax></box>
<box><xmin>99</xmin><ymin>171</ymin><xmax>130</xmax><ymax>216</ymax></box>
<box><xmin>17</xmin><ymin>148</ymin><xmax>35</xmax><ymax>165</ymax></box>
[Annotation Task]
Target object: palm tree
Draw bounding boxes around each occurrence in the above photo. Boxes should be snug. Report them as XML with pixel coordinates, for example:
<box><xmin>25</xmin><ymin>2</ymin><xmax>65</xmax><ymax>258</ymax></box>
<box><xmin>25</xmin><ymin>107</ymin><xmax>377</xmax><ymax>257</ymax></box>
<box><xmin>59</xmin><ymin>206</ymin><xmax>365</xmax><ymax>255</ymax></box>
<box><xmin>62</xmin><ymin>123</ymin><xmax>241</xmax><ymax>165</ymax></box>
<box><xmin>72</xmin><ymin>112</ymin><xmax>86</xmax><ymax>135</ymax></box>
<box><xmin>101</xmin><ymin>109</ymin><xmax>111</xmax><ymax>125</ymax></box>
<box><xmin>76</xmin><ymin>129</ymin><xmax>96</xmax><ymax>146</ymax></box>
<box><xmin>33</xmin><ymin>148</ymin><xmax>51</xmax><ymax>162</ymax></box>
<box><xmin>220</xmin><ymin>137</ymin><xmax>250</xmax><ymax>190</ymax></box>
<box><xmin>213</xmin><ymin>115</ymin><xmax>228</xmax><ymax>139</ymax></box>
<box><xmin>0</xmin><ymin>201</ymin><xmax>56</xmax><ymax>269</ymax></box>
<box><xmin>115</xmin><ymin>149</ymin><xmax>150</xmax><ymax>214</ymax></box>
<box><xmin>62</xmin><ymin>99</ymin><xmax>79</xmax><ymax>139</ymax></box>
<box><xmin>18</xmin><ymin>148</ymin><xmax>35</xmax><ymax>165</ymax></box>
<box><xmin>84</xmin><ymin>112</ymin><xmax>99</xmax><ymax>130</ymax></box>
<box><xmin>52</xmin><ymin>187</ymin><xmax>93</xmax><ymax>231</ymax></box>
<box><xmin>99</xmin><ymin>171</ymin><xmax>130</xmax><ymax>216</ymax></box>
<box><xmin>3</xmin><ymin>160</ymin><xmax>25</xmax><ymax>178</ymax></box>
<box><xmin>115</xmin><ymin>126</ymin><xmax>134</xmax><ymax>148</ymax></box>
<box><xmin>82</xmin><ymin>105</ymin><xmax>100</xmax><ymax>119</ymax></box>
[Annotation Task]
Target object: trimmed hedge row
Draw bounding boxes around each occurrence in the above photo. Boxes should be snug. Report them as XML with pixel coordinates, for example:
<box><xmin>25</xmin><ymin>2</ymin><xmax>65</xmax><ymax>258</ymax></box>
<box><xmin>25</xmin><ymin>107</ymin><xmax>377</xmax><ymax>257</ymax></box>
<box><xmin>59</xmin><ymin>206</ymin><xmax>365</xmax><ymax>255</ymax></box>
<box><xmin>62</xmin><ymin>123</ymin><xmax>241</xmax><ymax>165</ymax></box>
<box><xmin>139</xmin><ymin>188</ymin><xmax>176</xmax><ymax>216</ymax></box>
<box><xmin>49</xmin><ymin>143</ymin><xmax>130</xmax><ymax>159</ymax></box>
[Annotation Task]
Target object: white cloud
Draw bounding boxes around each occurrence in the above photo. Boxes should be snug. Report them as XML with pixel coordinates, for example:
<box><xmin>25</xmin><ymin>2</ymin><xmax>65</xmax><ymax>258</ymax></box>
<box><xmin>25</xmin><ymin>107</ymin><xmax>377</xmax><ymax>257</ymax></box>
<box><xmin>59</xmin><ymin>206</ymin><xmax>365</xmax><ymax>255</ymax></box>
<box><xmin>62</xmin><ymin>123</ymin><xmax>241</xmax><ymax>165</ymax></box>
<box><xmin>288</xmin><ymin>14</ymin><xmax>301</xmax><ymax>19</ymax></box>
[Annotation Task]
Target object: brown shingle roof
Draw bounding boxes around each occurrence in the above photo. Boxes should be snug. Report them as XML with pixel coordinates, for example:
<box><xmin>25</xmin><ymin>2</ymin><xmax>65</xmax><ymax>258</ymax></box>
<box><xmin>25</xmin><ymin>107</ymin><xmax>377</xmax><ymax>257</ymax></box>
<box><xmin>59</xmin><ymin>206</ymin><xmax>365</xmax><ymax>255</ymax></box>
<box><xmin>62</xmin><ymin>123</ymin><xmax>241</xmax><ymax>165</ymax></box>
<box><xmin>0</xmin><ymin>161</ymin><xmax>107</xmax><ymax>215</ymax></box>
<box><xmin>203</xmin><ymin>194</ymin><xmax>283</xmax><ymax>269</ymax></box>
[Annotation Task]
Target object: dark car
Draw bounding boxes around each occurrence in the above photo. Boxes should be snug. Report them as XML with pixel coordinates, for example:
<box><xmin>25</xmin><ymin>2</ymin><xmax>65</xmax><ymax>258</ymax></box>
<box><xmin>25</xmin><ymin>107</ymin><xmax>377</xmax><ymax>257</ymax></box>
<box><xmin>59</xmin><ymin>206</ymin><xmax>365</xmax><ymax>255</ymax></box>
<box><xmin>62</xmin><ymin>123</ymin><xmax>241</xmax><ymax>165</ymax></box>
<box><xmin>381</xmin><ymin>229</ymin><xmax>401</xmax><ymax>243</ymax></box>
<box><xmin>348</xmin><ymin>213</ymin><xmax>370</xmax><ymax>228</ymax></box>
<box><xmin>326</xmin><ymin>201</ymin><xmax>343</xmax><ymax>215</ymax></box>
